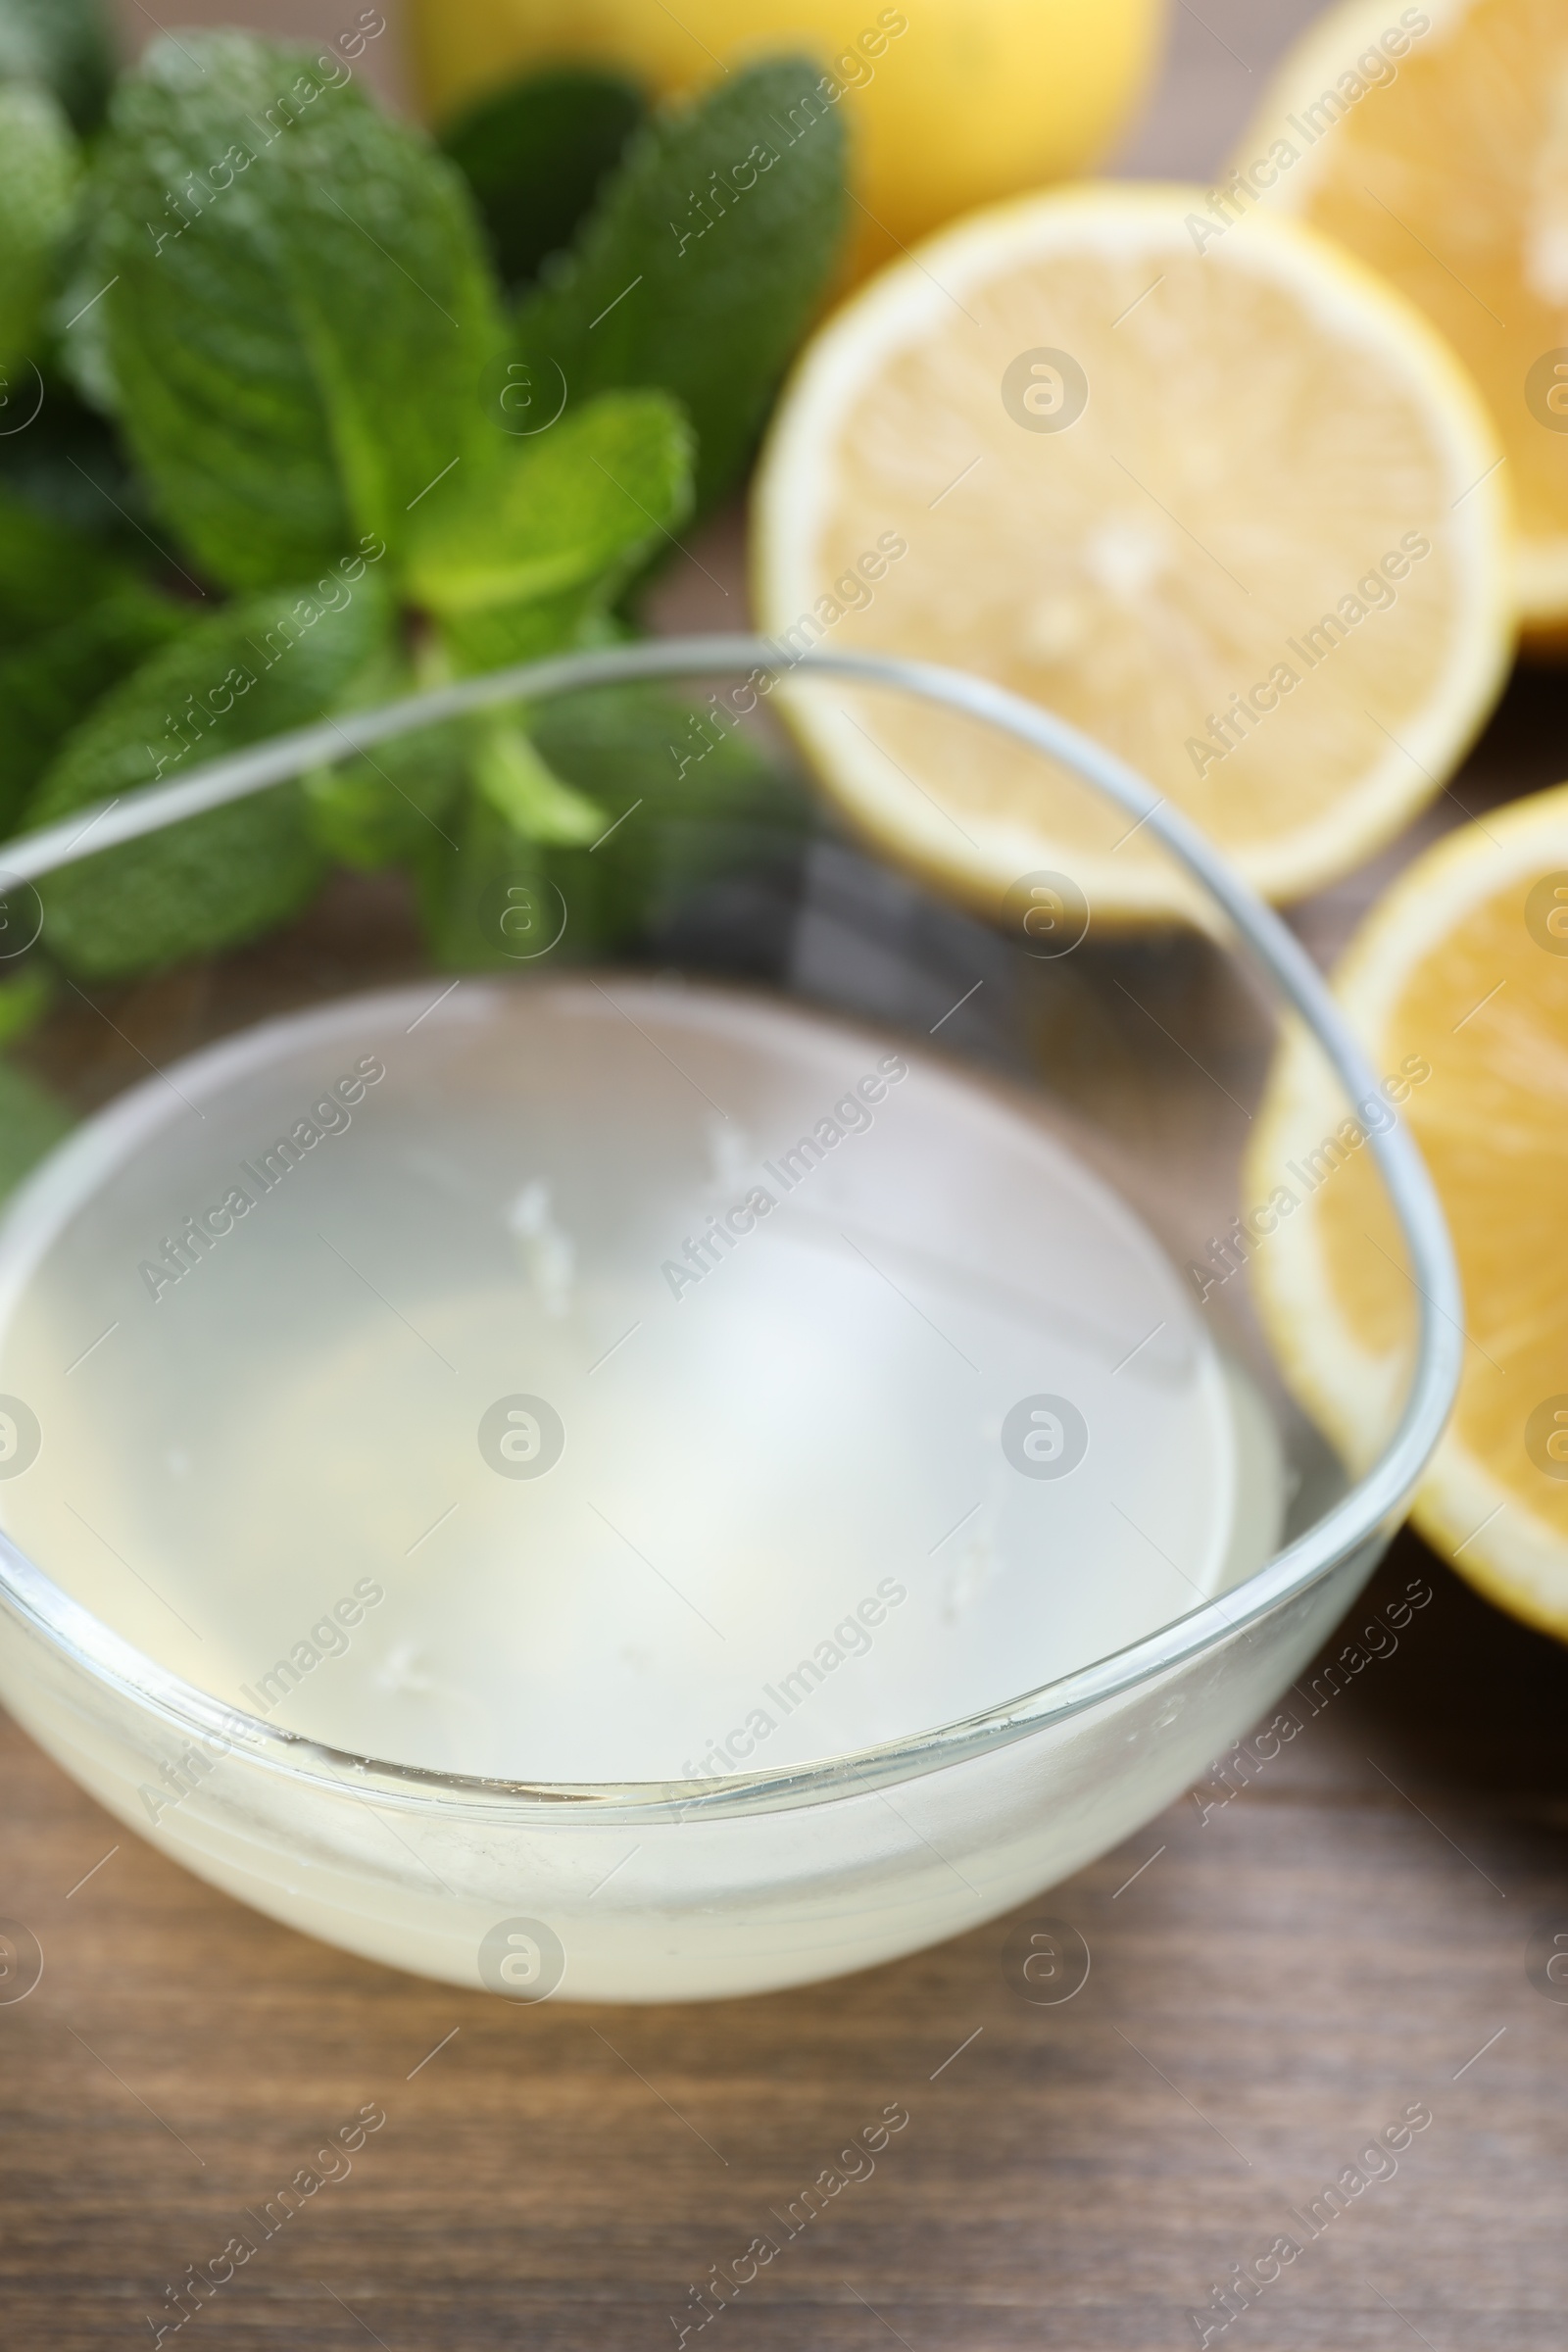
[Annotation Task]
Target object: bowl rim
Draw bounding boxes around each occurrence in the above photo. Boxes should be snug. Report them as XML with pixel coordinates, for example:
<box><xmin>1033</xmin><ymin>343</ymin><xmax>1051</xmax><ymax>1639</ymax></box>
<box><xmin>0</xmin><ymin>636</ymin><xmax>1463</xmax><ymax>1824</ymax></box>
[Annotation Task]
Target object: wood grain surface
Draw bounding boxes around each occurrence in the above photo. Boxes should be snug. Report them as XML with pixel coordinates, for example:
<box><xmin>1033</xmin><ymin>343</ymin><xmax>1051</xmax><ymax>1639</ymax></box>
<box><xmin>10</xmin><ymin>3</ymin><xmax>1568</xmax><ymax>2345</ymax></box>
<box><xmin>4</xmin><ymin>1521</ymin><xmax>1565</xmax><ymax>2351</ymax></box>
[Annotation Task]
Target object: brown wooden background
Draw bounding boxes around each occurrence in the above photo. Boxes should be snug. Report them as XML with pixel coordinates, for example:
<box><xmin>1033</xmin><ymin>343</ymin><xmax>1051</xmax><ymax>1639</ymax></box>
<box><xmin>9</xmin><ymin>3</ymin><xmax>1568</xmax><ymax>2345</ymax></box>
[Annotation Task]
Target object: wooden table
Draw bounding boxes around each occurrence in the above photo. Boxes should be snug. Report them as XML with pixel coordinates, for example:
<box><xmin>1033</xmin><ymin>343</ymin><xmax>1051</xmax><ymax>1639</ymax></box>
<box><xmin>12</xmin><ymin>3</ymin><xmax>1568</xmax><ymax>2344</ymax></box>
<box><xmin>6</xmin><ymin>1517</ymin><xmax>1566</xmax><ymax>2351</ymax></box>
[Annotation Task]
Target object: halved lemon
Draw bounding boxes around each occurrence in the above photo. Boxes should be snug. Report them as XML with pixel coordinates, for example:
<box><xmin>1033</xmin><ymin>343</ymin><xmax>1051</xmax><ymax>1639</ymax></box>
<box><xmin>1235</xmin><ymin>0</ymin><xmax>1568</xmax><ymax>643</ymax></box>
<box><xmin>1248</xmin><ymin>784</ymin><xmax>1568</xmax><ymax>1639</ymax></box>
<box><xmin>752</xmin><ymin>182</ymin><xmax>1513</xmax><ymax>925</ymax></box>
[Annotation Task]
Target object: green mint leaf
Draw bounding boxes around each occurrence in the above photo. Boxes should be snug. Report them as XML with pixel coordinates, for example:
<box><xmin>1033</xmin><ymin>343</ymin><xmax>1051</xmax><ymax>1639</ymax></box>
<box><xmin>433</xmin><ymin>590</ymin><xmax>607</xmax><ymax>679</ymax></box>
<box><xmin>27</xmin><ymin>567</ymin><xmax>395</xmax><ymax>978</ymax></box>
<box><xmin>531</xmin><ymin>681</ymin><xmax>810</xmax><ymax>950</ymax></box>
<box><xmin>0</xmin><ymin>486</ymin><xmax>142</xmax><ymax>650</ymax></box>
<box><xmin>91</xmin><ymin>31</ymin><xmax>504</xmax><ymax>590</ymax></box>
<box><xmin>406</xmin><ymin>390</ymin><xmax>692</xmax><ymax>611</ymax></box>
<box><xmin>514</xmin><ymin>59</ymin><xmax>847</xmax><ymax>514</ymax></box>
<box><xmin>0</xmin><ymin>0</ymin><xmax>114</xmax><ymax>133</ymax></box>
<box><xmin>440</xmin><ymin>65</ymin><xmax>645</xmax><ymax>292</ymax></box>
<box><xmin>303</xmin><ymin>704</ymin><xmax>467</xmax><ymax>873</ymax></box>
<box><xmin>406</xmin><ymin>388</ymin><xmax>692</xmax><ymax>670</ymax></box>
<box><xmin>0</xmin><ymin>586</ymin><xmax>188</xmax><ymax>832</ymax></box>
<box><xmin>472</xmin><ymin>719</ymin><xmax>605</xmax><ymax>845</ymax></box>
<box><xmin>0</xmin><ymin>84</ymin><xmax>78</xmax><ymax>373</ymax></box>
<box><xmin>0</xmin><ymin>1056</ymin><xmax>73</xmax><ymax>1198</ymax></box>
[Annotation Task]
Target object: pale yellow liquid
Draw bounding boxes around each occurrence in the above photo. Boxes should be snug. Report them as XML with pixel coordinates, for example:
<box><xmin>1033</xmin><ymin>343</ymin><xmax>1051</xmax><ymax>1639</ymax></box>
<box><xmin>0</xmin><ymin>979</ymin><xmax>1284</xmax><ymax>1786</ymax></box>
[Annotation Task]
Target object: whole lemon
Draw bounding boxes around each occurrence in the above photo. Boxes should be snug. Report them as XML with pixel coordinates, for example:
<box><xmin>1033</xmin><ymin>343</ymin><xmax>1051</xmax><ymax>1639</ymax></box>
<box><xmin>410</xmin><ymin>0</ymin><xmax>1167</xmax><ymax>278</ymax></box>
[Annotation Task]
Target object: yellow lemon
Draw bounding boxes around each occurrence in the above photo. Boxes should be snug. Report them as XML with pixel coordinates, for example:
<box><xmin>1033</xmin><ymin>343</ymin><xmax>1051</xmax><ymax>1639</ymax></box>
<box><xmin>752</xmin><ymin>183</ymin><xmax>1513</xmax><ymax>925</ymax></box>
<box><xmin>1234</xmin><ymin>0</ymin><xmax>1568</xmax><ymax>642</ymax></box>
<box><xmin>409</xmin><ymin>0</ymin><xmax>1167</xmax><ymax>279</ymax></box>
<box><xmin>1248</xmin><ymin>785</ymin><xmax>1568</xmax><ymax>1639</ymax></box>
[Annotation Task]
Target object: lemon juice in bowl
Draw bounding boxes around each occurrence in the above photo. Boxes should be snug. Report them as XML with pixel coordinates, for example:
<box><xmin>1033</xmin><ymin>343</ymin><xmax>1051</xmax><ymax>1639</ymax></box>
<box><xmin>0</xmin><ymin>645</ymin><xmax>1454</xmax><ymax>2003</ymax></box>
<box><xmin>0</xmin><ymin>972</ymin><xmax>1283</xmax><ymax>1779</ymax></box>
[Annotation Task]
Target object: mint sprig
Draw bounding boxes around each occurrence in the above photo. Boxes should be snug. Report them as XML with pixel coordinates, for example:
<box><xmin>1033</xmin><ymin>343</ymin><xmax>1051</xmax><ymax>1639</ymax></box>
<box><xmin>0</xmin><ymin>17</ymin><xmax>842</xmax><ymax>1023</ymax></box>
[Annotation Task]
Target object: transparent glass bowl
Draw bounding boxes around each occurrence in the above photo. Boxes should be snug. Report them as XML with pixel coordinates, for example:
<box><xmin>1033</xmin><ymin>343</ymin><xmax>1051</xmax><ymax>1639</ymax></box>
<box><xmin>0</xmin><ymin>639</ymin><xmax>1459</xmax><ymax>2004</ymax></box>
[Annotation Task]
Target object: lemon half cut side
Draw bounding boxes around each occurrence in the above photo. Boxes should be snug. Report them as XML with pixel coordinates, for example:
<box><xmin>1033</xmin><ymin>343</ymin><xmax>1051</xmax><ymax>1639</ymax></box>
<box><xmin>753</xmin><ymin>183</ymin><xmax>1514</xmax><ymax>927</ymax></box>
<box><xmin>1236</xmin><ymin>0</ymin><xmax>1568</xmax><ymax>641</ymax></box>
<box><xmin>1248</xmin><ymin>784</ymin><xmax>1568</xmax><ymax>1641</ymax></box>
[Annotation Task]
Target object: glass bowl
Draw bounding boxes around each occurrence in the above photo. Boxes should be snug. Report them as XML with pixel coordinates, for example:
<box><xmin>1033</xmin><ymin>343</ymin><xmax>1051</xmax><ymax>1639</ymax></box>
<box><xmin>0</xmin><ymin>637</ymin><xmax>1459</xmax><ymax>2004</ymax></box>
